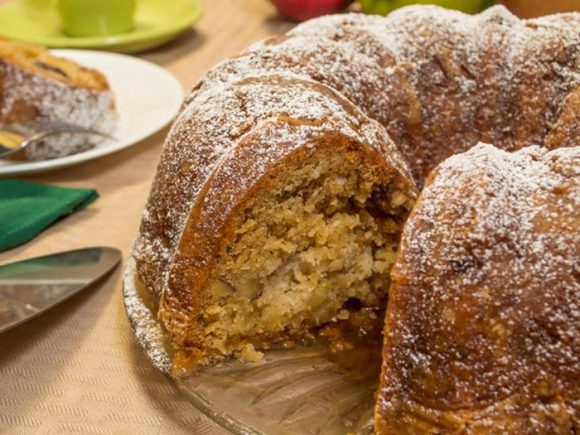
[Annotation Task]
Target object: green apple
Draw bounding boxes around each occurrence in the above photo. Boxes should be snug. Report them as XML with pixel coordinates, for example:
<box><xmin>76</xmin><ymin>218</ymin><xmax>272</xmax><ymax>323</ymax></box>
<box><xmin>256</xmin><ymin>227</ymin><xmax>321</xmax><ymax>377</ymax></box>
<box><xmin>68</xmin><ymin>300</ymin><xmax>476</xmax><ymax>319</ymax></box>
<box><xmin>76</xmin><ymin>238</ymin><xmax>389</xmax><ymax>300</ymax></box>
<box><xmin>360</xmin><ymin>0</ymin><xmax>493</xmax><ymax>15</ymax></box>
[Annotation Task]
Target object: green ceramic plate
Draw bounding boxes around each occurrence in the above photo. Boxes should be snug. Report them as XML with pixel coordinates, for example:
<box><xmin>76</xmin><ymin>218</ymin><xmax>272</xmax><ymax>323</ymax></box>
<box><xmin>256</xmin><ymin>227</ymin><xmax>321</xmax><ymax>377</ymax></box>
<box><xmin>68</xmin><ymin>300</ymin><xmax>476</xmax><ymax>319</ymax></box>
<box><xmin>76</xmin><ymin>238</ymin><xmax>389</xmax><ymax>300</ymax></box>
<box><xmin>0</xmin><ymin>0</ymin><xmax>203</xmax><ymax>53</ymax></box>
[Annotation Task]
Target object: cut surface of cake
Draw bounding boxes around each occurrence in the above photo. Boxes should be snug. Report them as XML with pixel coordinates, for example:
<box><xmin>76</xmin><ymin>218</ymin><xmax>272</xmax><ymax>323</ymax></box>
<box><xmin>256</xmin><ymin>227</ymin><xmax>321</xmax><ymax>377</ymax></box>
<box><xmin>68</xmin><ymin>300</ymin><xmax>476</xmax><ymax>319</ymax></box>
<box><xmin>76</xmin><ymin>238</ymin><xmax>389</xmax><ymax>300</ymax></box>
<box><xmin>173</xmin><ymin>135</ymin><xmax>415</xmax><ymax>365</ymax></box>
<box><xmin>0</xmin><ymin>39</ymin><xmax>116</xmax><ymax>160</ymax></box>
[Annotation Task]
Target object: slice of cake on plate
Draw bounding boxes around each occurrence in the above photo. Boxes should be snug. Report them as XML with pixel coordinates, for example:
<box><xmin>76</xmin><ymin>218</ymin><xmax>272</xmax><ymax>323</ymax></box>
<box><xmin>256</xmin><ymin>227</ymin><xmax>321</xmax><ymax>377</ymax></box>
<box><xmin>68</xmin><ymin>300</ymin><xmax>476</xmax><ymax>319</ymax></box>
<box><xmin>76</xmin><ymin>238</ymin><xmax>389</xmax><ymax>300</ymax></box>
<box><xmin>0</xmin><ymin>39</ymin><xmax>116</xmax><ymax>160</ymax></box>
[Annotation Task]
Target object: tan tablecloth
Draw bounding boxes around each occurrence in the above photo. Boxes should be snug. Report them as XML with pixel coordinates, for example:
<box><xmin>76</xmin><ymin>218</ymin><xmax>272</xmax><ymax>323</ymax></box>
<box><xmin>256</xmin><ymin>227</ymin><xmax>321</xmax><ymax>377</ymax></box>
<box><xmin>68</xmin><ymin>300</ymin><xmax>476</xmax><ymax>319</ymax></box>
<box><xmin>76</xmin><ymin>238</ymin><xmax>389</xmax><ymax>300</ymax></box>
<box><xmin>0</xmin><ymin>1</ymin><xmax>293</xmax><ymax>433</ymax></box>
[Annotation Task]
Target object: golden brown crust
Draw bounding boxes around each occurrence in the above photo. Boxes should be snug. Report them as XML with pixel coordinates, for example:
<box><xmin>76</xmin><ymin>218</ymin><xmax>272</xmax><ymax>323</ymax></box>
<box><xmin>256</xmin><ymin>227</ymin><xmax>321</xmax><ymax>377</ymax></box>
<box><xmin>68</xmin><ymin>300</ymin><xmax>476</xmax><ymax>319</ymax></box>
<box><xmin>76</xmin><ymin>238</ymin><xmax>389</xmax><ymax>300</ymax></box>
<box><xmin>546</xmin><ymin>86</ymin><xmax>580</xmax><ymax>150</ymax></box>
<box><xmin>375</xmin><ymin>144</ymin><xmax>580</xmax><ymax>434</ymax></box>
<box><xmin>134</xmin><ymin>73</ymin><xmax>413</xmax><ymax>302</ymax></box>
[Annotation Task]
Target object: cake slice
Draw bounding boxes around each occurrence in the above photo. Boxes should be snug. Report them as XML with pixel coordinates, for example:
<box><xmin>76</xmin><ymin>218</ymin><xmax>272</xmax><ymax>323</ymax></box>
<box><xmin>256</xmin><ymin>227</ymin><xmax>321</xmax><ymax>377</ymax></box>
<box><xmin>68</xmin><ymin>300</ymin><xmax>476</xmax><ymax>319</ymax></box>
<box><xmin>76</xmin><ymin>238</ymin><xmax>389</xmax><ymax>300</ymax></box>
<box><xmin>0</xmin><ymin>39</ymin><xmax>116</xmax><ymax>160</ymax></box>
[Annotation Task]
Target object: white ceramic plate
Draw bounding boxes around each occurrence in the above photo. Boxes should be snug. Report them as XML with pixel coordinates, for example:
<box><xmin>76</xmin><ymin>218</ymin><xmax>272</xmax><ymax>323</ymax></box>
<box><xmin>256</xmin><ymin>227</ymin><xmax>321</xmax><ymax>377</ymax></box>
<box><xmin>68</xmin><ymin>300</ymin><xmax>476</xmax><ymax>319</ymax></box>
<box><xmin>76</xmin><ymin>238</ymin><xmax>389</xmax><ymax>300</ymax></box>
<box><xmin>0</xmin><ymin>49</ymin><xmax>183</xmax><ymax>176</ymax></box>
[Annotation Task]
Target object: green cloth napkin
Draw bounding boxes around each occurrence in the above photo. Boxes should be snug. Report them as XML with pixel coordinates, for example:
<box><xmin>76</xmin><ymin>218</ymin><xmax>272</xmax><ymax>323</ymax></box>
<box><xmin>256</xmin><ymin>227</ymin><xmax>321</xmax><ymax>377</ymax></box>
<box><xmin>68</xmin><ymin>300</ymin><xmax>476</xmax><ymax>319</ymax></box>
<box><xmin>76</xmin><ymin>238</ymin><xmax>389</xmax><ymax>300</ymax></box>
<box><xmin>0</xmin><ymin>180</ymin><xmax>98</xmax><ymax>252</ymax></box>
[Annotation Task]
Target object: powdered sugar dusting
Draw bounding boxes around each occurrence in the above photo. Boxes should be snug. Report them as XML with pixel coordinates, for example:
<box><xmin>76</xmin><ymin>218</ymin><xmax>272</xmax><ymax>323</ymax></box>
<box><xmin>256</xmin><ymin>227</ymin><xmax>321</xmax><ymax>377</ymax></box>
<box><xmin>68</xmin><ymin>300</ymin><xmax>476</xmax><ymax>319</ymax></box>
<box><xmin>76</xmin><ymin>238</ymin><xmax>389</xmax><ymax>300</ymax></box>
<box><xmin>377</xmin><ymin>144</ymin><xmax>579</xmax><ymax>431</ymax></box>
<box><xmin>401</xmin><ymin>144</ymin><xmax>579</xmax><ymax>300</ymax></box>
<box><xmin>123</xmin><ymin>253</ymin><xmax>172</xmax><ymax>373</ymax></box>
<box><xmin>292</xmin><ymin>6</ymin><xmax>580</xmax><ymax>181</ymax></box>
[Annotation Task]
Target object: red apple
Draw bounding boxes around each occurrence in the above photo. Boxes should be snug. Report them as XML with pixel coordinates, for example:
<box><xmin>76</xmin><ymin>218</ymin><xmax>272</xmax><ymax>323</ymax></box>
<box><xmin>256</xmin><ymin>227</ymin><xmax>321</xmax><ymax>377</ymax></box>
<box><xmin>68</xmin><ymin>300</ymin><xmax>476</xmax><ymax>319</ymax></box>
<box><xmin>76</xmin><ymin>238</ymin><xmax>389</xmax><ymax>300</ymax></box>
<box><xmin>270</xmin><ymin>0</ymin><xmax>353</xmax><ymax>21</ymax></box>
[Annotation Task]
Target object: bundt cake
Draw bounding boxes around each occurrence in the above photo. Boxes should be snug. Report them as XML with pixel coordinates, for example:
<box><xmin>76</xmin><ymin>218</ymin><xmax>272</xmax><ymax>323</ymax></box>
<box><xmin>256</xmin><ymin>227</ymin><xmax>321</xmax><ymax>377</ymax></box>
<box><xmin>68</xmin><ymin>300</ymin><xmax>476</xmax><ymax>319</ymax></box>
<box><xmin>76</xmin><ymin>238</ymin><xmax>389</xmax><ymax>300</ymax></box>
<box><xmin>130</xmin><ymin>4</ymin><xmax>579</xmax><ymax>433</ymax></box>
<box><xmin>377</xmin><ymin>144</ymin><xmax>579</xmax><ymax>433</ymax></box>
<box><xmin>0</xmin><ymin>39</ymin><xmax>116</xmax><ymax>160</ymax></box>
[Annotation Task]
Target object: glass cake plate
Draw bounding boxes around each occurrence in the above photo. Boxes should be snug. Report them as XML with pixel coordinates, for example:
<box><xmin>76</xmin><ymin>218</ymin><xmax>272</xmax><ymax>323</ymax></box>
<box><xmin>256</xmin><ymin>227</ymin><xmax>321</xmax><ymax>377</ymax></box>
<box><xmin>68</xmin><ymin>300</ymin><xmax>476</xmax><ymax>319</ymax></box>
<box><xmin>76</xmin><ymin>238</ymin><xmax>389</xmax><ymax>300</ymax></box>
<box><xmin>123</xmin><ymin>255</ymin><xmax>379</xmax><ymax>435</ymax></box>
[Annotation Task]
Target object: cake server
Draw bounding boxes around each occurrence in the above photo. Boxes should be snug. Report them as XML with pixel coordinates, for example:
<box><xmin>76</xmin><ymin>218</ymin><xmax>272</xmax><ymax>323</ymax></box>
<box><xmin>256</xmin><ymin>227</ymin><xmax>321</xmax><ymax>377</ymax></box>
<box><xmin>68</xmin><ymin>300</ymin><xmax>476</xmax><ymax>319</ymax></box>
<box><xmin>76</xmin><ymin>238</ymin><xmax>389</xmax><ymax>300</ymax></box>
<box><xmin>0</xmin><ymin>247</ymin><xmax>121</xmax><ymax>334</ymax></box>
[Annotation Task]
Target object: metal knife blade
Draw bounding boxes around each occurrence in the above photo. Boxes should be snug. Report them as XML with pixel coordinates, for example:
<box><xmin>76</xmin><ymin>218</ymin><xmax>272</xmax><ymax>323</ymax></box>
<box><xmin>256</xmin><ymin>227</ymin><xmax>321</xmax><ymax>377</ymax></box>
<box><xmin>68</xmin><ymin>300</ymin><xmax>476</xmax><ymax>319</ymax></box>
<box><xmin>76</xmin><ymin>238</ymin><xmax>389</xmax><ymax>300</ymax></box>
<box><xmin>0</xmin><ymin>247</ymin><xmax>121</xmax><ymax>334</ymax></box>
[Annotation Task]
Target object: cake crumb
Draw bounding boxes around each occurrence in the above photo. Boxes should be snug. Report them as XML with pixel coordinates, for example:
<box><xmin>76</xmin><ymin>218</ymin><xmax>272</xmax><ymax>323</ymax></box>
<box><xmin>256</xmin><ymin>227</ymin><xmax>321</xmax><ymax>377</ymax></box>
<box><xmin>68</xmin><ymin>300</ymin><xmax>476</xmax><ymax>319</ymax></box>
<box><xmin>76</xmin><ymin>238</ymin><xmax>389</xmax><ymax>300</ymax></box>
<box><xmin>237</xmin><ymin>344</ymin><xmax>264</xmax><ymax>363</ymax></box>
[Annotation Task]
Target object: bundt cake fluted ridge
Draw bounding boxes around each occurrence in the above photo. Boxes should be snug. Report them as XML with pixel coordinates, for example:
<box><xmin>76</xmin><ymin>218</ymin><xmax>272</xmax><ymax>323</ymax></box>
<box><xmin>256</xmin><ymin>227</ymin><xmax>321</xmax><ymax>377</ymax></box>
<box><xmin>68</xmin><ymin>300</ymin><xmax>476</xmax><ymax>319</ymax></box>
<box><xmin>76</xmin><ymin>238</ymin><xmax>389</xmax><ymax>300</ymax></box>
<box><xmin>186</xmin><ymin>5</ymin><xmax>579</xmax><ymax>182</ymax></box>
<box><xmin>377</xmin><ymin>144</ymin><xmax>579</xmax><ymax>433</ymax></box>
